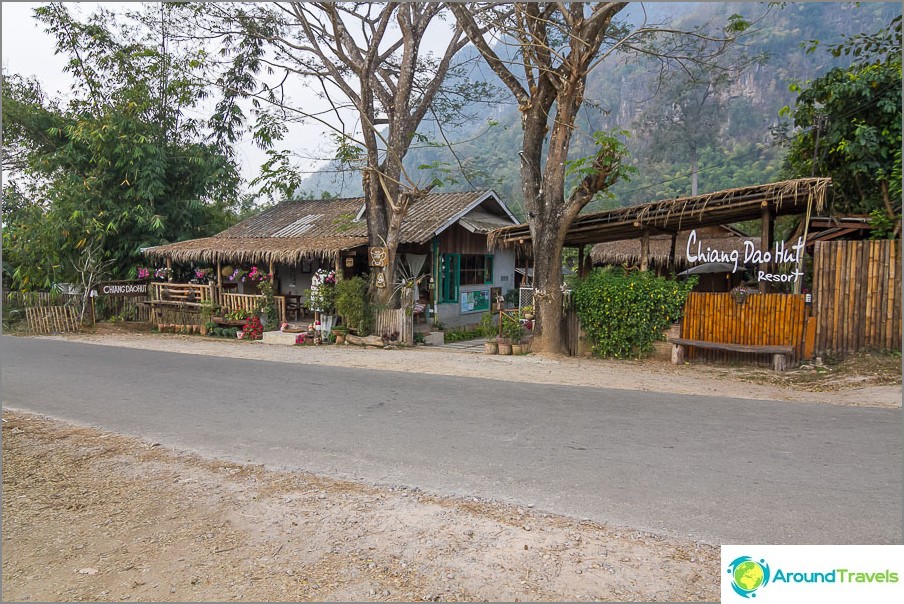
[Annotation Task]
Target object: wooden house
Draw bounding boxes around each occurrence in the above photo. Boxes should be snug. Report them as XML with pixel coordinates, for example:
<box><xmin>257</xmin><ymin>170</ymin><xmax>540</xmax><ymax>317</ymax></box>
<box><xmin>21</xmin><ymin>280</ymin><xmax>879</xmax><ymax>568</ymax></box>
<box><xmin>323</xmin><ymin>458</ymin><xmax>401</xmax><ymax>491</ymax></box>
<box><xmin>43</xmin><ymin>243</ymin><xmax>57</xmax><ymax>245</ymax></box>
<box><xmin>143</xmin><ymin>191</ymin><xmax>520</xmax><ymax>327</ymax></box>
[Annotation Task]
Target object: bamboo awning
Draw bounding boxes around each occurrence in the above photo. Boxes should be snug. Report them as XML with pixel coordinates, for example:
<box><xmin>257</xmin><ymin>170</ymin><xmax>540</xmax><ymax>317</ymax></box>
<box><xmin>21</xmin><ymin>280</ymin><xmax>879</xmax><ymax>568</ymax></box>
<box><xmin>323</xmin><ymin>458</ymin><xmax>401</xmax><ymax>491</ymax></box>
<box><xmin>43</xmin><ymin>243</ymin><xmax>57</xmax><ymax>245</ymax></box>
<box><xmin>489</xmin><ymin>178</ymin><xmax>831</xmax><ymax>249</ymax></box>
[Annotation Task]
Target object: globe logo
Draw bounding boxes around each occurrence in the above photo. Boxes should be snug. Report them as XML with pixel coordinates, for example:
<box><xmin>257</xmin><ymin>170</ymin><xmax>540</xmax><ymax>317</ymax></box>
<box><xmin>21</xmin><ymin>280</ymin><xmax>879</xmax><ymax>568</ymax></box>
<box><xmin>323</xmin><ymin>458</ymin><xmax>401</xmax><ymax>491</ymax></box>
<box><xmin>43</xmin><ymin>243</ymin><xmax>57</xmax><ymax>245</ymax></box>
<box><xmin>727</xmin><ymin>556</ymin><xmax>771</xmax><ymax>598</ymax></box>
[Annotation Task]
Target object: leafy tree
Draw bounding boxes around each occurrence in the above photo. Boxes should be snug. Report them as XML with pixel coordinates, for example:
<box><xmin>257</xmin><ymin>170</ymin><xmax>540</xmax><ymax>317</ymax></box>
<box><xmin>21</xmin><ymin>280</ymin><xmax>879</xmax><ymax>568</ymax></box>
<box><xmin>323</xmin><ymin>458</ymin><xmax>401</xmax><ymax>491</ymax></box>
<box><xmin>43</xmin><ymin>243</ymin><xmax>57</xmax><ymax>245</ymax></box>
<box><xmin>450</xmin><ymin>2</ymin><xmax>754</xmax><ymax>353</ymax></box>
<box><xmin>781</xmin><ymin>15</ymin><xmax>902</xmax><ymax>235</ymax></box>
<box><xmin>2</xmin><ymin>3</ymin><xmax>242</xmax><ymax>290</ymax></box>
<box><xmin>190</xmin><ymin>2</ymin><xmax>486</xmax><ymax>306</ymax></box>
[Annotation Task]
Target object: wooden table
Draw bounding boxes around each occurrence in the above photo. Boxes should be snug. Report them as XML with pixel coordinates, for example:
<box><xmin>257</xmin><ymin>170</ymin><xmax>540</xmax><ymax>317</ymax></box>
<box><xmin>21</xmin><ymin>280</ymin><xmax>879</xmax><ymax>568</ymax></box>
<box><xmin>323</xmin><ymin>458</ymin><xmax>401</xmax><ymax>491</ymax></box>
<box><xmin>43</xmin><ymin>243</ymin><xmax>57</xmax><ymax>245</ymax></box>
<box><xmin>282</xmin><ymin>294</ymin><xmax>305</xmax><ymax>320</ymax></box>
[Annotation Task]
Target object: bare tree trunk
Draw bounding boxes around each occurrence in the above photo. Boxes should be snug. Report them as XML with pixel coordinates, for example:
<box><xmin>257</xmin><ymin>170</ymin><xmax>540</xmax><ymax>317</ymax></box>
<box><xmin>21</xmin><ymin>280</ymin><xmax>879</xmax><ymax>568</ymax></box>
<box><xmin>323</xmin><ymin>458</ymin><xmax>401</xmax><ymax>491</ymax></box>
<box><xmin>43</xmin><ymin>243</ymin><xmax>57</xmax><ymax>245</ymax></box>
<box><xmin>530</xmin><ymin>229</ymin><xmax>567</xmax><ymax>354</ymax></box>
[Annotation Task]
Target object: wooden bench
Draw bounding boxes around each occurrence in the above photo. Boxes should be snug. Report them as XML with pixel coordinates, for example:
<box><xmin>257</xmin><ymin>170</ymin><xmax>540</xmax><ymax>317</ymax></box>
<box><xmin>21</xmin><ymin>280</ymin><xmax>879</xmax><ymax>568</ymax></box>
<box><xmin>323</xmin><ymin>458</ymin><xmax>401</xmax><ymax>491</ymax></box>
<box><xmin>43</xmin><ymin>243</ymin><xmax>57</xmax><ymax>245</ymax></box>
<box><xmin>667</xmin><ymin>337</ymin><xmax>794</xmax><ymax>371</ymax></box>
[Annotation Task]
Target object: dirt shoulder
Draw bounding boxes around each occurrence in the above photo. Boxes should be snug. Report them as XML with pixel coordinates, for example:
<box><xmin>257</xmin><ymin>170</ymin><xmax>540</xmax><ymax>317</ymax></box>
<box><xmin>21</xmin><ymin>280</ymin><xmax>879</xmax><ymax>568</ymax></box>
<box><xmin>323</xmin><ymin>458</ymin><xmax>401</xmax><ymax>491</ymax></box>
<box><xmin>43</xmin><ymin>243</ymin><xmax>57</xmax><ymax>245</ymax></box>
<box><xmin>2</xmin><ymin>411</ymin><xmax>719</xmax><ymax>602</ymax></box>
<box><xmin>38</xmin><ymin>326</ymin><xmax>902</xmax><ymax>408</ymax></box>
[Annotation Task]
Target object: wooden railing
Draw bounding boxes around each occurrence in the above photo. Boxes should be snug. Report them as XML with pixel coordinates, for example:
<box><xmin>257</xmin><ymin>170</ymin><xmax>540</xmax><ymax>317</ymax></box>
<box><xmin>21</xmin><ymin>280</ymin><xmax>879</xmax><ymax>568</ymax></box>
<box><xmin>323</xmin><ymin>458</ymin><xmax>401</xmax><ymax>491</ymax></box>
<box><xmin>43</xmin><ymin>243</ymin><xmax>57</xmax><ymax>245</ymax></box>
<box><xmin>150</xmin><ymin>282</ymin><xmax>213</xmax><ymax>305</ymax></box>
<box><xmin>220</xmin><ymin>292</ymin><xmax>286</xmax><ymax>324</ymax></box>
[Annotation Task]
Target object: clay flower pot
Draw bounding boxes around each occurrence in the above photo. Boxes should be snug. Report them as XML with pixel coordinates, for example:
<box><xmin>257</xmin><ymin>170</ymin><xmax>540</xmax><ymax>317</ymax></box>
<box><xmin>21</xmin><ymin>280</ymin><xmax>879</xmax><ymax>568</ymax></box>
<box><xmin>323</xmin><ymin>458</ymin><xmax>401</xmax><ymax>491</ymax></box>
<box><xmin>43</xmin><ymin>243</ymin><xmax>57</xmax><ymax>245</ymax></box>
<box><xmin>512</xmin><ymin>344</ymin><xmax>524</xmax><ymax>355</ymax></box>
<box><xmin>484</xmin><ymin>341</ymin><xmax>498</xmax><ymax>355</ymax></box>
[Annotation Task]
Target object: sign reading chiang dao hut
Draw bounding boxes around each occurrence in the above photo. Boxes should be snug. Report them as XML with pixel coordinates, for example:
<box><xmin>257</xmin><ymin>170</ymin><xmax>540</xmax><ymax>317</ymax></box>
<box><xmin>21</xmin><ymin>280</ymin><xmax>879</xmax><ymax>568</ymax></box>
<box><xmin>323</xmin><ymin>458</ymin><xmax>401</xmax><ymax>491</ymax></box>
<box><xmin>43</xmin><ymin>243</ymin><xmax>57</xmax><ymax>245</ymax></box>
<box><xmin>98</xmin><ymin>280</ymin><xmax>149</xmax><ymax>297</ymax></box>
<box><xmin>685</xmin><ymin>230</ymin><xmax>806</xmax><ymax>283</ymax></box>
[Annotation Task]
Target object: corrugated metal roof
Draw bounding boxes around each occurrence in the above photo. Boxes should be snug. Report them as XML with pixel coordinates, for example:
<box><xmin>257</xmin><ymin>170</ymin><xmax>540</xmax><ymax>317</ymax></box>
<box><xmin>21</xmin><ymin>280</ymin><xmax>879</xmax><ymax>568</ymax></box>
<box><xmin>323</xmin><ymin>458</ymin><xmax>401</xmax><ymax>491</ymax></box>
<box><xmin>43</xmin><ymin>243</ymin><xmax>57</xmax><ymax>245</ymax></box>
<box><xmin>271</xmin><ymin>214</ymin><xmax>324</xmax><ymax>237</ymax></box>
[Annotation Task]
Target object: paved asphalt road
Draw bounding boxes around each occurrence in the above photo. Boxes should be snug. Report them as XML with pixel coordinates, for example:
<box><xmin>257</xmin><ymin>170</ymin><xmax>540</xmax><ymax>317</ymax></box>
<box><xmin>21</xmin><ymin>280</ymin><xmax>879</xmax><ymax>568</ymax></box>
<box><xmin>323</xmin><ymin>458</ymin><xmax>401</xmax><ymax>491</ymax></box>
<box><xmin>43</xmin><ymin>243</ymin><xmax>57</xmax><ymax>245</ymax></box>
<box><xmin>2</xmin><ymin>336</ymin><xmax>900</xmax><ymax>544</ymax></box>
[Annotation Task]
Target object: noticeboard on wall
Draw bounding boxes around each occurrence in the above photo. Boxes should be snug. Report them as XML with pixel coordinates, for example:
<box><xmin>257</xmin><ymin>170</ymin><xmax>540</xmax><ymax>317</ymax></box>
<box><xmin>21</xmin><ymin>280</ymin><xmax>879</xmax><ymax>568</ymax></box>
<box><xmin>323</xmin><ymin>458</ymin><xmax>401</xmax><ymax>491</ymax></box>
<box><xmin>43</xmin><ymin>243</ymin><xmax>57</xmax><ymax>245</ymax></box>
<box><xmin>460</xmin><ymin>289</ymin><xmax>490</xmax><ymax>313</ymax></box>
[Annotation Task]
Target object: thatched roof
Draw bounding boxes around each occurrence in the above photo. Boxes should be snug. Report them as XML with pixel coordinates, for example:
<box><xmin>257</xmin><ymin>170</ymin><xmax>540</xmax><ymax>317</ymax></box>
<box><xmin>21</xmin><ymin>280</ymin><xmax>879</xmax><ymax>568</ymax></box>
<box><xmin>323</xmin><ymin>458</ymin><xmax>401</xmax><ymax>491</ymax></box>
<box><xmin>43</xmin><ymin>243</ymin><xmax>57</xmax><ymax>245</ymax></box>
<box><xmin>144</xmin><ymin>190</ymin><xmax>516</xmax><ymax>265</ymax></box>
<box><xmin>142</xmin><ymin>236</ymin><xmax>369</xmax><ymax>265</ymax></box>
<box><xmin>590</xmin><ymin>226</ymin><xmax>756</xmax><ymax>268</ymax></box>
<box><xmin>490</xmin><ymin>178</ymin><xmax>830</xmax><ymax>249</ymax></box>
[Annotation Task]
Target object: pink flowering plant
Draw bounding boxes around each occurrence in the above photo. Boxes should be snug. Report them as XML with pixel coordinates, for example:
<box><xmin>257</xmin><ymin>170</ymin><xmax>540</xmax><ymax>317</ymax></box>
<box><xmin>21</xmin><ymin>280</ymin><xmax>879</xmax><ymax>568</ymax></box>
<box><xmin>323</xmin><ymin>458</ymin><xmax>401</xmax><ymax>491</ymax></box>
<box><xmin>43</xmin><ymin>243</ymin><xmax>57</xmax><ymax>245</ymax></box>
<box><xmin>190</xmin><ymin>268</ymin><xmax>213</xmax><ymax>283</ymax></box>
<box><xmin>136</xmin><ymin>266</ymin><xmax>171</xmax><ymax>280</ymax></box>
<box><xmin>228</xmin><ymin>265</ymin><xmax>270</xmax><ymax>283</ymax></box>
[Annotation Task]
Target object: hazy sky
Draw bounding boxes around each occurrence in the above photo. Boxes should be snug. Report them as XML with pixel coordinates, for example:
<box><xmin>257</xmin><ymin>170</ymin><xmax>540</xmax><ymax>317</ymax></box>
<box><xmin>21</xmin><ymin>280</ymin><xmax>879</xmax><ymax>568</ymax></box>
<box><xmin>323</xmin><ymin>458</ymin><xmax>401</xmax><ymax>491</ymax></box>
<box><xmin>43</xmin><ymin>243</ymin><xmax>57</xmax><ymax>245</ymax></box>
<box><xmin>0</xmin><ymin>2</ymin><xmax>455</xmax><ymax>194</ymax></box>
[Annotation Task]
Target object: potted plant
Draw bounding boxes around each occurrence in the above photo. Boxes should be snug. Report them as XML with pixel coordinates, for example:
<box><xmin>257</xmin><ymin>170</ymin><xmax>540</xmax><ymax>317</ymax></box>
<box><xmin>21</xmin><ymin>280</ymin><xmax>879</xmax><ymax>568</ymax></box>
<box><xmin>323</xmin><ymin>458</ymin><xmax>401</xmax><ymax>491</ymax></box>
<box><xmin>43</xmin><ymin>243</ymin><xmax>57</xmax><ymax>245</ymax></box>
<box><xmin>479</xmin><ymin>312</ymin><xmax>498</xmax><ymax>354</ymax></box>
<box><xmin>503</xmin><ymin>319</ymin><xmax>525</xmax><ymax>355</ymax></box>
<box><xmin>200</xmin><ymin>320</ymin><xmax>216</xmax><ymax>336</ymax></box>
<box><xmin>331</xmin><ymin>325</ymin><xmax>349</xmax><ymax>345</ymax></box>
<box><xmin>521</xmin><ymin>305</ymin><xmax>534</xmax><ymax>320</ymax></box>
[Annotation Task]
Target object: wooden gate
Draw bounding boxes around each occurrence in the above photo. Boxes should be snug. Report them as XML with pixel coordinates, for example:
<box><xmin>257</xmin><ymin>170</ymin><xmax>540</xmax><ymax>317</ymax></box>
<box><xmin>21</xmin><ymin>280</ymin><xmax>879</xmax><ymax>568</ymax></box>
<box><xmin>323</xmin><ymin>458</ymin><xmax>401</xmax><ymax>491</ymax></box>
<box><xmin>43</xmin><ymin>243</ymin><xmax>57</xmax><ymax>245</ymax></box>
<box><xmin>373</xmin><ymin>308</ymin><xmax>413</xmax><ymax>346</ymax></box>
<box><xmin>680</xmin><ymin>292</ymin><xmax>808</xmax><ymax>365</ymax></box>
<box><xmin>812</xmin><ymin>239</ymin><xmax>901</xmax><ymax>357</ymax></box>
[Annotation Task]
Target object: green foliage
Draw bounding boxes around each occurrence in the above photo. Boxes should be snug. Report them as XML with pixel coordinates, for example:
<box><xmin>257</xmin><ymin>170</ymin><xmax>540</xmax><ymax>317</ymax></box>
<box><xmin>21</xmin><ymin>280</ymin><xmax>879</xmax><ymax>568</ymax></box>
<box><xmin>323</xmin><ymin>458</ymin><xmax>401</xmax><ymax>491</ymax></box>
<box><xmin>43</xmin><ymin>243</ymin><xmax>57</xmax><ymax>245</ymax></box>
<box><xmin>500</xmin><ymin>316</ymin><xmax>525</xmax><ymax>344</ymax></box>
<box><xmin>334</xmin><ymin>276</ymin><xmax>372</xmax><ymax>335</ymax></box>
<box><xmin>442</xmin><ymin>324</ymin><xmax>484</xmax><ymax>342</ymax></box>
<box><xmin>781</xmin><ymin>15</ymin><xmax>901</xmax><ymax>221</ymax></box>
<box><xmin>2</xmin><ymin>4</ymin><xmax>242</xmax><ymax>290</ymax></box>
<box><xmin>478</xmin><ymin>311</ymin><xmax>498</xmax><ymax>340</ymax></box>
<box><xmin>256</xmin><ymin>279</ymin><xmax>277</xmax><ymax>327</ymax></box>
<box><xmin>573</xmin><ymin>268</ymin><xmax>697</xmax><ymax>358</ymax></box>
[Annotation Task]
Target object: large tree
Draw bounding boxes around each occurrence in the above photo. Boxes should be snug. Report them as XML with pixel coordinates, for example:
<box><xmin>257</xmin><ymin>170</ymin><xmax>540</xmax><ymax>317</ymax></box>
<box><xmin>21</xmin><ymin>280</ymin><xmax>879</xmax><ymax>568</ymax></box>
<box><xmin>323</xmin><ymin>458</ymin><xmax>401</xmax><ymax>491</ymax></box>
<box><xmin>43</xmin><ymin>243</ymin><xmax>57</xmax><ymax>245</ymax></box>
<box><xmin>782</xmin><ymin>14</ymin><xmax>902</xmax><ymax>236</ymax></box>
<box><xmin>2</xmin><ymin>3</ymin><xmax>241</xmax><ymax>289</ymax></box>
<box><xmin>450</xmin><ymin>2</ymin><xmax>751</xmax><ymax>353</ymax></box>
<box><xmin>193</xmin><ymin>2</ymin><xmax>478</xmax><ymax>305</ymax></box>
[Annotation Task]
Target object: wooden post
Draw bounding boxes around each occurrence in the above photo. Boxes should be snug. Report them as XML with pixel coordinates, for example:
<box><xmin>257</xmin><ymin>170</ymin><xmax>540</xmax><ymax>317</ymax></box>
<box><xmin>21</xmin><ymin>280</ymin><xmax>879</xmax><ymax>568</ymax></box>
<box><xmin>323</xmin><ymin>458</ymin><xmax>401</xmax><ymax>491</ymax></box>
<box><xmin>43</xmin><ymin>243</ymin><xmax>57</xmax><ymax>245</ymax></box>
<box><xmin>269</xmin><ymin>259</ymin><xmax>275</xmax><ymax>286</ymax></box>
<box><xmin>334</xmin><ymin>254</ymin><xmax>342</xmax><ymax>281</ymax></box>
<box><xmin>759</xmin><ymin>202</ymin><xmax>772</xmax><ymax>293</ymax></box>
<box><xmin>668</xmin><ymin>233</ymin><xmax>678</xmax><ymax>273</ymax></box>
<box><xmin>772</xmin><ymin>353</ymin><xmax>787</xmax><ymax>372</ymax></box>
<box><xmin>577</xmin><ymin>246</ymin><xmax>585</xmax><ymax>278</ymax></box>
<box><xmin>640</xmin><ymin>231</ymin><xmax>650</xmax><ymax>272</ymax></box>
<box><xmin>166</xmin><ymin>257</ymin><xmax>173</xmax><ymax>282</ymax></box>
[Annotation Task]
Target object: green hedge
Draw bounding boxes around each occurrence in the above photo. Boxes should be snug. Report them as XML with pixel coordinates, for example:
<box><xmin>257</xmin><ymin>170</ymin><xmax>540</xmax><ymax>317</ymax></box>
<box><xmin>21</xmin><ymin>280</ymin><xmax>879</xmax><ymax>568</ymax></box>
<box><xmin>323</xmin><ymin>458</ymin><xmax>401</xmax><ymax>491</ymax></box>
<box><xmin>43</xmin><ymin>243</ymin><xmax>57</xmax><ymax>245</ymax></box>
<box><xmin>573</xmin><ymin>268</ymin><xmax>696</xmax><ymax>358</ymax></box>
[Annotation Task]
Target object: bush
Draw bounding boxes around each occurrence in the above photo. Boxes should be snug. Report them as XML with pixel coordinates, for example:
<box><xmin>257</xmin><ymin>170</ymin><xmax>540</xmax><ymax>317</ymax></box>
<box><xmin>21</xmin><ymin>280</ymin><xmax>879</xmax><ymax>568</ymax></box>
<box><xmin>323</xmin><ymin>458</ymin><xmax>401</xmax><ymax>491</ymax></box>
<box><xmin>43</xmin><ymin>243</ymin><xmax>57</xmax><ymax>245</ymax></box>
<box><xmin>573</xmin><ymin>268</ymin><xmax>696</xmax><ymax>358</ymax></box>
<box><xmin>335</xmin><ymin>276</ymin><xmax>372</xmax><ymax>335</ymax></box>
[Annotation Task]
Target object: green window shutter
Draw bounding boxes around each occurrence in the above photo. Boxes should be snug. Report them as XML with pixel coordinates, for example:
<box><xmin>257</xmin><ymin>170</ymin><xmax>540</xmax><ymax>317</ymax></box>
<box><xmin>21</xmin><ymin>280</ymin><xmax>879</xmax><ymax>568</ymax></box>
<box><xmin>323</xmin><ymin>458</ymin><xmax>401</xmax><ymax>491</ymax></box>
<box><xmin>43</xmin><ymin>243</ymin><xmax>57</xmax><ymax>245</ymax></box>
<box><xmin>440</xmin><ymin>253</ymin><xmax>460</xmax><ymax>303</ymax></box>
<box><xmin>484</xmin><ymin>255</ymin><xmax>494</xmax><ymax>284</ymax></box>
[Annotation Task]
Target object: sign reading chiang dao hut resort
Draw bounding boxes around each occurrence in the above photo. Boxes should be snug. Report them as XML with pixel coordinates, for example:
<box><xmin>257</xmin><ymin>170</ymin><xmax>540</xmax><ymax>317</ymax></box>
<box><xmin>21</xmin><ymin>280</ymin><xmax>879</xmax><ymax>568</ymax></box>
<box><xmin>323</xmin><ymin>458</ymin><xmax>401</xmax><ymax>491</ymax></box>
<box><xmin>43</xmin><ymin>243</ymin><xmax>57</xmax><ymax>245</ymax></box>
<box><xmin>685</xmin><ymin>230</ymin><xmax>806</xmax><ymax>283</ymax></box>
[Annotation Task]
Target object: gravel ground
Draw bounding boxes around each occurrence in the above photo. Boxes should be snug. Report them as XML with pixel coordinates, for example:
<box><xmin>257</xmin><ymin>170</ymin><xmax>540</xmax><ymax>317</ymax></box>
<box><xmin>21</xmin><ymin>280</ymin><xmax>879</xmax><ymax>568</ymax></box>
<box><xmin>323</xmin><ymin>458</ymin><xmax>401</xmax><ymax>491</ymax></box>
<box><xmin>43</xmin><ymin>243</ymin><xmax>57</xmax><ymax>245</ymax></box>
<box><xmin>2</xmin><ymin>411</ymin><xmax>718</xmax><ymax>602</ymax></box>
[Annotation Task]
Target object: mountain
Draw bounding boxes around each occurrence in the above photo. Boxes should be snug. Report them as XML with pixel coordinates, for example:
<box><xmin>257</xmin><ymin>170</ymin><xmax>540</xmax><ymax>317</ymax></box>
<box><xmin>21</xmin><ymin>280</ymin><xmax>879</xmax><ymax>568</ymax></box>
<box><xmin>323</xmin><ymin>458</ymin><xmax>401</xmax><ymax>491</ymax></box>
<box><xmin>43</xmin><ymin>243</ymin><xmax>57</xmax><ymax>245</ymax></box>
<box><xmin>296</xmin><ymin>2</ymin><xmax>901</xmax><ymax>218</ymax></box>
